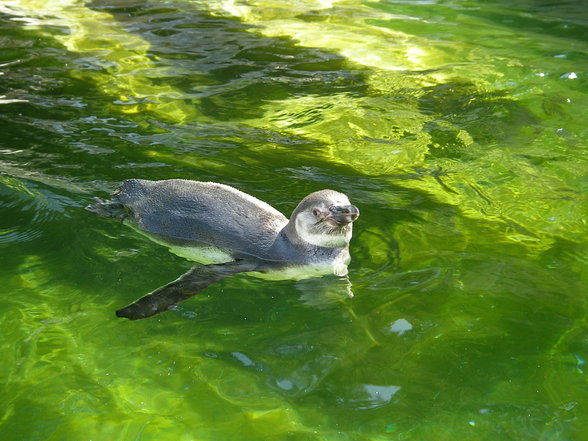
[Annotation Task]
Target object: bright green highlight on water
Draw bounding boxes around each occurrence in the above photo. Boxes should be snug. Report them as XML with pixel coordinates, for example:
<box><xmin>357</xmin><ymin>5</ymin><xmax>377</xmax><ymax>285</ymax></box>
<box><xmin>1</xmin><ymin>0</ymin><xmax>587</xmax><ymax>440</ymax></box>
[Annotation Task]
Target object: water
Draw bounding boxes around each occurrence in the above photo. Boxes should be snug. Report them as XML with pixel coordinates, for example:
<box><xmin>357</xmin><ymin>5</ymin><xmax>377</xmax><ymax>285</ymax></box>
<box><xmin>1</xmin><ymin>0</ymin><xmax>587</xmax><ymax>439</ymax></box>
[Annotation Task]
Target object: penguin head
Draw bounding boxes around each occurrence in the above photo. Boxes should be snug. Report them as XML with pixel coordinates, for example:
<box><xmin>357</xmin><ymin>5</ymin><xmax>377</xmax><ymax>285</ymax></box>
<box><xmin>288</xmin><ymin>189</ymin><xmax>359</xmax><ymax>248</ymax></box>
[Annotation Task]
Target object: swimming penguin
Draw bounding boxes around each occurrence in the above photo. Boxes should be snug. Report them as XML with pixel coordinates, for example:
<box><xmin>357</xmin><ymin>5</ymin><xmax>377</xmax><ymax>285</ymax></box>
<box><xmin>86</xmin><ymin>179</ymin><xmax>360</xmax><ymax>320</ymax></box>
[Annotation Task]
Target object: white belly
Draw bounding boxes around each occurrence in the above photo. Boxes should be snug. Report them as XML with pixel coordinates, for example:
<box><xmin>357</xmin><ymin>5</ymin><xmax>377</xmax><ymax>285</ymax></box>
<box><xmin>251</xmin><ymin>263</ymin><xmax>344</xmax><ymax>281</ymax></box>
<box><xmin>129</xmin><ymin>223</ymin><xmax>234</xmax><ymax>264</ymax></box>
<box><xmin>167</xmin><ymin>244</ymin><xmax>233</xmax><ymax>265</ymax></box>
<box><xmin>131</xmin><ymin>224</ymin><xmax>350</xmax><ymax>280</ymax></box>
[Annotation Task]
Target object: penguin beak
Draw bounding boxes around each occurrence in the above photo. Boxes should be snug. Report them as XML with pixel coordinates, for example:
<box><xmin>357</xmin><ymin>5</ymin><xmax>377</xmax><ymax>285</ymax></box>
<box><xmin>328</xmin><ymin>205</ymin><xmax>360</xmax><ymax>225</ymax></box>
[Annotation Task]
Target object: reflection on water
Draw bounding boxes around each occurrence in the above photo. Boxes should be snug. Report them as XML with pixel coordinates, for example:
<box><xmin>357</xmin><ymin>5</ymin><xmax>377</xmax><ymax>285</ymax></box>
<box><xmin>1</xmin><ymin>0</ymin><xmax>587</xmax><ymax>440</ymax></box>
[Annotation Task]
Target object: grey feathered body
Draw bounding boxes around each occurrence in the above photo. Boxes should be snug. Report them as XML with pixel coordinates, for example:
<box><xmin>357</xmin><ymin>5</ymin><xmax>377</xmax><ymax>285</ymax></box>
<box><xmin>114</xmin><ymin>179</ymin><xmax>294</xmax><ymax>261</ymax></box>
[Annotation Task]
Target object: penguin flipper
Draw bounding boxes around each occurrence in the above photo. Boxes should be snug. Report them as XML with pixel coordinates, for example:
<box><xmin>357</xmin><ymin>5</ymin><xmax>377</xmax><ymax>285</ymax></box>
<box><xmin>115</xmin><ymin>261</ymin><xmax>257</xmax><ymax>320</ymax></box>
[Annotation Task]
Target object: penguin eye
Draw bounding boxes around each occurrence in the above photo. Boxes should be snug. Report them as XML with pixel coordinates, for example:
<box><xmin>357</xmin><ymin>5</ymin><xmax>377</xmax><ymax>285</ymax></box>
<box><xmin>312</xmin><ymin>208</ymin><xmax>320</xmax><ymax>217</ymax></box>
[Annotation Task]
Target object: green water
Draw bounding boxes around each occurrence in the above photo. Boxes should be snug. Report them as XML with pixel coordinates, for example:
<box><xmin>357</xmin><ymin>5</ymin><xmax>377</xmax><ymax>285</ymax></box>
<box><xmin>1</xmin><ymin>0</ymin><xmax>587</xmax><ymax>439</ymax></box>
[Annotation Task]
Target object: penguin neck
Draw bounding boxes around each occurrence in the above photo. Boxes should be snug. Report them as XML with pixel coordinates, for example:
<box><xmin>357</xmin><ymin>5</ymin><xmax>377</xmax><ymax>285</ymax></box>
<box><xmin>279</xmin><ymin>221</ymin><xmax>349</xmax><ymax>263</ymax></box>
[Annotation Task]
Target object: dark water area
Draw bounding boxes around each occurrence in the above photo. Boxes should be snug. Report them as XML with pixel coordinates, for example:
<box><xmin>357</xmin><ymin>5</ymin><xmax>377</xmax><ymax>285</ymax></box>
<box><xmin>1</xmin><ymin>0</ymin><xmax>587</xmax><ymax>440</ymax></box>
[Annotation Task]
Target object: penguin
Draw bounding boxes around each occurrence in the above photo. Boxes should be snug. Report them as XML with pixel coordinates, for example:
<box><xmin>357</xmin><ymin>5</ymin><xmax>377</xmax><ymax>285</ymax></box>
<box><xmin>87</xmin><ymin>179</ymin><xmax>359</xmax><ymax>320</ymax></box>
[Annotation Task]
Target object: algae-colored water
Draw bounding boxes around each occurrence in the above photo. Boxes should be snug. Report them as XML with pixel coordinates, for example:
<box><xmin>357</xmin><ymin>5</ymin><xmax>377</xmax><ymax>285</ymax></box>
<box><xmin>1</xmin><ymin>0</ymin><xmax>587</xmax><ymax>440</ymax></box>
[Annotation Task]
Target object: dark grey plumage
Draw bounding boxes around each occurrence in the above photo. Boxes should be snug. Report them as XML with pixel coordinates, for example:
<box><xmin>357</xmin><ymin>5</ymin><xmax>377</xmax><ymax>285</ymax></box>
<box><xmin>113</xmin><ymin>179</ymin><xmax>288</xmax><ymax>261</ymax></box>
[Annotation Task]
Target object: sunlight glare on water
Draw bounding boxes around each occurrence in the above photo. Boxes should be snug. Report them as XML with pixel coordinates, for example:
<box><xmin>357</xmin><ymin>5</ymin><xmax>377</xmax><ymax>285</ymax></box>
<box><xmin>0</xmin><ymin>0</ymin><xmax>587</xmax><ymax>440</ymax></box>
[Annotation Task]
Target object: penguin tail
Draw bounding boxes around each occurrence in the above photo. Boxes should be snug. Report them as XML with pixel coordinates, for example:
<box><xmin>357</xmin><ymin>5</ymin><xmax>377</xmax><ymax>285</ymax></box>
<box><xmin>85</xmin><ymin>197</ymin><xmax>128</xmax><ymax>220</ymax></box>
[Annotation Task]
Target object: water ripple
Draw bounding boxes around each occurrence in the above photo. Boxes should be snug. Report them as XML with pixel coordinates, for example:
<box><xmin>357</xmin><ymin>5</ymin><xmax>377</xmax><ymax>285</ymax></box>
<box><xmin>0</xmin><ymin>170</ymin><xmax>83</xmax><ymax>245</ymax></box>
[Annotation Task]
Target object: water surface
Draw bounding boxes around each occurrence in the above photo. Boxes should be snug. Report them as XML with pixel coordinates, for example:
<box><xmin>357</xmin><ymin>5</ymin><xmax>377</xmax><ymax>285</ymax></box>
<box><xmin>1</xmin><ymin>0</ymin><xmax>587</xmax><ymax>440</ymax></box>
